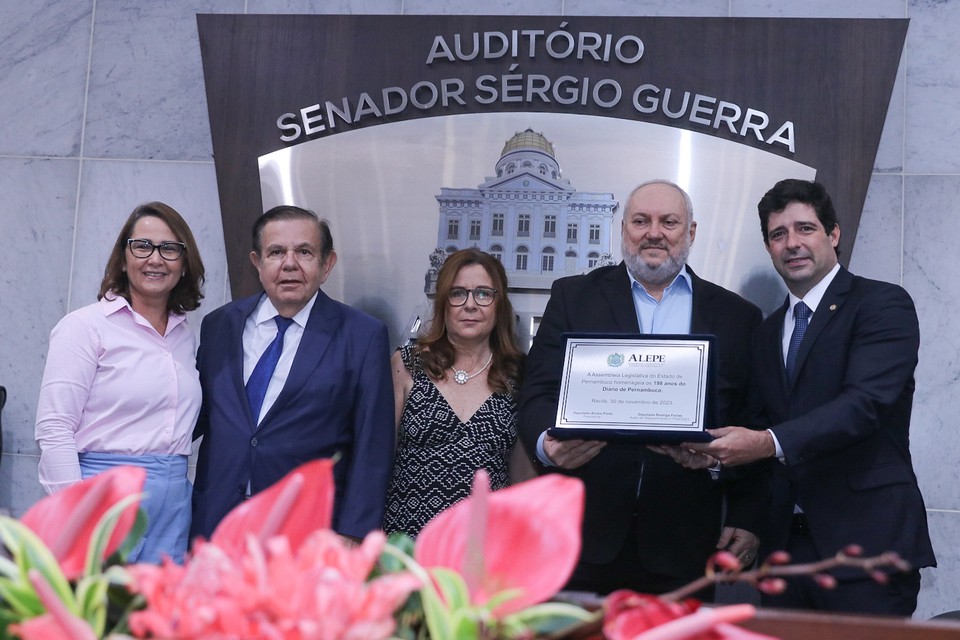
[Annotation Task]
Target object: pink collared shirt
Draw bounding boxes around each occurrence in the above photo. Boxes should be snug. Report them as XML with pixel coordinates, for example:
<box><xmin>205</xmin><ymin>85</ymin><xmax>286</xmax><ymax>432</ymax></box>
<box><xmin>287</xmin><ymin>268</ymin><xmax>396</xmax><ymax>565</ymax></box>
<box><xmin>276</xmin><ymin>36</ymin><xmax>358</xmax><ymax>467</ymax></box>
<box><xmin>35</xmin><ymin>295</ymin><xmax>201</xmax><ymax>494</ymax></box>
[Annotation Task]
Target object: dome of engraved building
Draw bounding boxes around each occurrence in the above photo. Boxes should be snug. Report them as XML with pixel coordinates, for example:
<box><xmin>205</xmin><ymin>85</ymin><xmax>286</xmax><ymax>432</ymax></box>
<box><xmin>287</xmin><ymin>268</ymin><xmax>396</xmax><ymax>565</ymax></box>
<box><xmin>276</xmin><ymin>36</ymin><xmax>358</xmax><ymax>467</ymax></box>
<box><xmin>495</xmin><ymin>128</ymin><xmax>562</xmax><ymax>181</ymax></box>
<box><xmin>500</xmin><ymin>128</ymin><xmax>556</xmax><ymax>158</ymax></box>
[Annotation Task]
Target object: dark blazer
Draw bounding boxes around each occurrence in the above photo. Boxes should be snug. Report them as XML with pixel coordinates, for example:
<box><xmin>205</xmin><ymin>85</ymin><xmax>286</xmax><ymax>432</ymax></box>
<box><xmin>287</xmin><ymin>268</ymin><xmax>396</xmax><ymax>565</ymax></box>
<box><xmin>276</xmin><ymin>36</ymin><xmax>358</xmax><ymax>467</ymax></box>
<box><xmin>191</xmin><ymin>290</ymin><xmax>395</xmax><ymax>540</ymax></box>
<box><xmin>519</xmin><ymin>263</ymin><xmax>766</xmax><ymax>579</ymax></box>
<box><xmin>754</xmin><ymin>267</ymin><xmax>935</xmax><ymax>573</ymax></box>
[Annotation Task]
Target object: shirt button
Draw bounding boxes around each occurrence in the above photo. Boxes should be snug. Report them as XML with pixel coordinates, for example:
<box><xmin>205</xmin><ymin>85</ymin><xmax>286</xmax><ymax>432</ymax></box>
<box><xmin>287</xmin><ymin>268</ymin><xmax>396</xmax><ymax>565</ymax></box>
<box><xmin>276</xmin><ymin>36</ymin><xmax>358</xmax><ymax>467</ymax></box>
<box><xmin>250</xmin><ymin>437</ymin><xmax>258</xmax><ymax>447</ymax></box>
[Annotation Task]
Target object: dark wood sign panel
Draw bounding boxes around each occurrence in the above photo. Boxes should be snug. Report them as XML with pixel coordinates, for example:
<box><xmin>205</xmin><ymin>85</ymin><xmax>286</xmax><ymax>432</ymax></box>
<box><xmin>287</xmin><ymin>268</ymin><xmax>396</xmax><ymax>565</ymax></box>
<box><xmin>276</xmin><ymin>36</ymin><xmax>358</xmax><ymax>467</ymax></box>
<box><xmin>197</xmin><ymin>15</ymin><xmax>907</xmax><ymax>298</ymax></box>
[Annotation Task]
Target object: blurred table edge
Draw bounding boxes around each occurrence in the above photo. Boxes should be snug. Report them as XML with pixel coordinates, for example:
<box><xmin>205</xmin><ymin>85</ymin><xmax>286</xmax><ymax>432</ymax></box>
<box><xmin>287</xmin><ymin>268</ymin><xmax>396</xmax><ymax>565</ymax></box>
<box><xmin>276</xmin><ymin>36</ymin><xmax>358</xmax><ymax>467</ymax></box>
<box><xmin>740</xmin><ymin>607</ymin><xmax>960</xmax><ymax>639</ymax></box>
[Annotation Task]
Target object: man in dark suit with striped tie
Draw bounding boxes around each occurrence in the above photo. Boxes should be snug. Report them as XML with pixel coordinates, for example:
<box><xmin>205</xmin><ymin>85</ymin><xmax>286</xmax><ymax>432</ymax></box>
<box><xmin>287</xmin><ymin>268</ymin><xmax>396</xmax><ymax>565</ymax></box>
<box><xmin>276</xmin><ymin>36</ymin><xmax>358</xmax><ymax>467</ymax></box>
<box><xmin>191</xmin><ymin>205</ymin><xmax>394</xmax><ymax>542</ymax></box>
<box><xmin>689</xmin><ymin>179</ymin><xmax>935</xmax><ymax>615</ymax></box>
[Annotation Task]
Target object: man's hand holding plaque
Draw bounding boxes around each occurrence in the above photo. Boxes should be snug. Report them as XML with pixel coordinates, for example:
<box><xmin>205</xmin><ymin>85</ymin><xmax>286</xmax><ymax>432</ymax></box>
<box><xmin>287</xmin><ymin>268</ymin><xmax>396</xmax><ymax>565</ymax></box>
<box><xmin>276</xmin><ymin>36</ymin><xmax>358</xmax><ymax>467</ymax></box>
<box><xmin>543</xmin><ymin>436</ymin><xmax>607</xmax><ymax>469</ymax></box>
<box><xmin>647</xmin><ymin>443</ymin><xmax>719</xmax><ymax>470</ymax></box>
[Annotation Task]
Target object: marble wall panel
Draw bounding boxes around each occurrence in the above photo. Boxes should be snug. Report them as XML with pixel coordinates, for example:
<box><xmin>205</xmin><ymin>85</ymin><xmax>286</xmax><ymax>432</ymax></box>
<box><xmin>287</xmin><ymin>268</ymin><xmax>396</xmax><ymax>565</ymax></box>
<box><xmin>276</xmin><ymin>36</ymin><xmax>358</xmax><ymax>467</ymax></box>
<box><xmin>902</xmin><ymin>175</ymin><xmax>960</xmax><ymax>514</ymax></box>
<box><xmin>0</xmin><ymin>1</ymin><xmax>92</xmax><ymax>157</ymax></box>
<box><xmin>0</xmin><ymin>0</ymin><xmax>93</xmax><ymax>157</ymax></box>
<box><xmin>730</xmin><ymin>0</ymin><xmax>906</xmax><ymax>18</ymax></box>
<box><xmin>563</xmin><ymin>0</ymin><xmax>726</xmax><ymax>16</ymax></box>
<box><xmin>905</xmin><ymin>0</ymin><xmax>960</xmax><ymax>173</ymax></box>
<box><xmin>0</xmin><ymin>453</ymin><xmax>45</xmax><ymax>518</ymax></box>
<box><xmin>849</xmin><ymin>173</ymin><xmax>903</xmax><ymax>285</ymax></box>
<box><xmin>82</xmin><ymin>0</ymin><xmax>243</xmax><ymax>162</ymax></box>
<box><xmin>245</xmin><ymin>0</ymin><xmax>401</xmax><ymax>12</ymax></box>
<box><xmin>0</xmin><ymin>158</ymin><xmax>79</xmax><ymax>459</ymax></box>
<box><xmin>402</xmin><ymin>0</ymin><xmax>561</xmax><ymax>14</ymax></box>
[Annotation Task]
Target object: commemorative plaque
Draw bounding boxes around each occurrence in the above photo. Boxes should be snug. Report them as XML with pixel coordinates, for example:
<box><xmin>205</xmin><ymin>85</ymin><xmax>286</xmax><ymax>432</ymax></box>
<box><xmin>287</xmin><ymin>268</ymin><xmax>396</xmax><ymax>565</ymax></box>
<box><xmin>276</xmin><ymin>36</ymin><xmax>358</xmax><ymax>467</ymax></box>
<box><xmin>548</xmin><ymin>334</ymin><xmax>716</xmax><ymax>442</ymax></box>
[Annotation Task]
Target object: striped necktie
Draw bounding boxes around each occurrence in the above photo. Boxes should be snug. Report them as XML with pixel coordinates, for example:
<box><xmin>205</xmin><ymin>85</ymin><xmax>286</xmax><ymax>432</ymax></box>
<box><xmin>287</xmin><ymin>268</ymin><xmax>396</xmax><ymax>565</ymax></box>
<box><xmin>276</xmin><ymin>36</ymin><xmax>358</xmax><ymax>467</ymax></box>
<box><xmin>246</xmin><ymin>315</ymin><xmax>294</xmax><ymax>421</ymax></box>
<box><xmin>785</xmin><ymin>301</ymin><xmax>811</xmax><ymax>381</ymax></box>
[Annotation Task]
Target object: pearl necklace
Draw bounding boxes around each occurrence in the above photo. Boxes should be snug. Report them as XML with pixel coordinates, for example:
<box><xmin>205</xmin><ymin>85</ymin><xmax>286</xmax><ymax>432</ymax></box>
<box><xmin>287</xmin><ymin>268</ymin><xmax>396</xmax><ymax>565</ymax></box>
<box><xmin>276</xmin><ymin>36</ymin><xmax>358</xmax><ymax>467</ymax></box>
<box><xmin>451</xmin><ymin>352</ymin><xmax>493</xmax><ymax>385</ymax></box>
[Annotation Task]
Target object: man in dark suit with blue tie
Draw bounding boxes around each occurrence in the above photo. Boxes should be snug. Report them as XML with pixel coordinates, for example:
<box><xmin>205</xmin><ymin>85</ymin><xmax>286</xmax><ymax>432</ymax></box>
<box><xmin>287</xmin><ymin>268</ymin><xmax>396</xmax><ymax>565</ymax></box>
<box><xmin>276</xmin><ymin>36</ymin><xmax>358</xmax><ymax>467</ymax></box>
<box><xmin>191</xmin><ymin>205</ymin><xmax>394</xmax><ymax>541</ymax></box>
<box><xmin>689</xmin><ymin>179</ymin><xmax>935</xmax><ymax>615</ymax></box>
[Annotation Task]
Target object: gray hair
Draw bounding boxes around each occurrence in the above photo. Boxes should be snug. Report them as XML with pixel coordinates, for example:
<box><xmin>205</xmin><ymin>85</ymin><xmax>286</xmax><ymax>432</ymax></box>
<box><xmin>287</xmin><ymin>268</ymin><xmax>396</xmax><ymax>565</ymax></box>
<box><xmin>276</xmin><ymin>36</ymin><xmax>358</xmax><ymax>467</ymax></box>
<box><xmin>628</xmin><ymin>179</ymin><xmax>695</xmax><ymax>224</ymax></box>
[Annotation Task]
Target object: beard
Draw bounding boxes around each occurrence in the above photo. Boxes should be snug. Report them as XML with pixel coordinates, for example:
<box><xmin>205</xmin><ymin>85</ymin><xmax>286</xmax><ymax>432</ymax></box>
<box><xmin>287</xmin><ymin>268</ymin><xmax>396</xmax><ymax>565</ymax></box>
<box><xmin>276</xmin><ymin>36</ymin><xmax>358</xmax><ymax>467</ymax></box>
<box><xmin>622</xmin><ymin>235</ymin><xmax>691</xmax><ymax>286</ymax></box>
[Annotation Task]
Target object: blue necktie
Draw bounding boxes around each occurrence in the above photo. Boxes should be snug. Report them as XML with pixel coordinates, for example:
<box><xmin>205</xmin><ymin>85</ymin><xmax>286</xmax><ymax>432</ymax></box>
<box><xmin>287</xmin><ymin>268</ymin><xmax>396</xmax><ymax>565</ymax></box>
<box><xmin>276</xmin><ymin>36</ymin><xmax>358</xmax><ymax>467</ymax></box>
<box><xmin>785</xmin><ymin>301</ymin><xmax>811</xmax><ymax>381</ymax></box>
<box><xmin>246</xmin><ymin>316</ymin><xmax>294</xmax><ymax>422</ymax></box>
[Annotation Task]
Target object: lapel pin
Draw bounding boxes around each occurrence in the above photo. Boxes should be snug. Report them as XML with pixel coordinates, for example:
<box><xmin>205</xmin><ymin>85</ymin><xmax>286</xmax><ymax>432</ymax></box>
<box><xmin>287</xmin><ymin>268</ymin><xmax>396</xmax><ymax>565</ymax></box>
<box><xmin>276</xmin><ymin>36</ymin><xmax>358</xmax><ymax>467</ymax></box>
<box><xmin>829</xmin><ymin>304</ymin><xmax>837</xmax><ymax>311</ymax></box>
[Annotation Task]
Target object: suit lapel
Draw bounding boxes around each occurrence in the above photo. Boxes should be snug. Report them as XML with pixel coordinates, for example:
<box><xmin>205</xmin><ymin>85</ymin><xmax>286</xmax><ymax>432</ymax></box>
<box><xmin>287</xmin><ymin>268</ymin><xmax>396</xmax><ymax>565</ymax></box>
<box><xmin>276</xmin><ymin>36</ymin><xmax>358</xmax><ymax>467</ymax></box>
<box><xmin>602</xmin><ymin>264</ymin><xmax>641</xmax><ymax>332</ymax></box>
<box><xmin>687</xmin><ymin>268</ymin><xmax>714</xmax><ymax>335</ymax></box>
<box><xmin>230</xmin><ymin>294</ymin><xmax>263</xmax><ymax>430</ymax></box>
<box><xmin>264</xmin><ymin>289</ymin><xmax>340</xmax><ymax>421</ymax></box>
<box><xmin>763</xmin><ymin>299</ymin><xmax>791</xmax><ymax>403</ymax></box>
<box><xmin>790</xmin><ymin>267</ymin><xmax>852</xmax><ymax>386</ymax></box>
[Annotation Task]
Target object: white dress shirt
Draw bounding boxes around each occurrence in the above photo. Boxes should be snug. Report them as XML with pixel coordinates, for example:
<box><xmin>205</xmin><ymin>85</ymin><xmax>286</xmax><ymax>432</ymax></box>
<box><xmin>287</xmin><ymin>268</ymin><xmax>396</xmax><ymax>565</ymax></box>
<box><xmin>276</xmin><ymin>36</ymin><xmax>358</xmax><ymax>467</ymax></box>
<box><xmin>770</xmin><ymin>263</ymin><xmax>841</xmax><ymax>460</ymax></box>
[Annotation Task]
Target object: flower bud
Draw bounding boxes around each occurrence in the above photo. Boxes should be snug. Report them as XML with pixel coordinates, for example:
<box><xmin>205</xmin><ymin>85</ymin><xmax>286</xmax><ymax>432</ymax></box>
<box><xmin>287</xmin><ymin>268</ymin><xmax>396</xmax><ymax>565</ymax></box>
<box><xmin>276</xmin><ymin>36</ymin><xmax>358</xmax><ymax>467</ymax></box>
<box><xmin>813</xmin><ymin>573</ymin><xmax>837</xmax><ymax>589</ymax></box>
<box><xmin>842</xmin><ymin>544</ymin><xmax>863</xmax><ymax>557</ymax></box>
<box><xmin>710</xmin><ymin>550</ymin><xmax>741</xmax><ymax>572</ymax></box>
<box><xmin>765</xmin><ymin>551</ymin><xmax>791</xmax><ymax>565</ymax></box>
<box><xmin>870</xmin><ymin>571</ymin><xmax>889</xmax><ymax>585</ymax></box>
<box><xmin>758</xmin><ymin>578</ymin><xmax>787</xmax><ymax>595</ymax></box>
<box><xmin>605</xmin><ymin>590</ymin><xmax>650</xmax><ymax>615</ymax></box>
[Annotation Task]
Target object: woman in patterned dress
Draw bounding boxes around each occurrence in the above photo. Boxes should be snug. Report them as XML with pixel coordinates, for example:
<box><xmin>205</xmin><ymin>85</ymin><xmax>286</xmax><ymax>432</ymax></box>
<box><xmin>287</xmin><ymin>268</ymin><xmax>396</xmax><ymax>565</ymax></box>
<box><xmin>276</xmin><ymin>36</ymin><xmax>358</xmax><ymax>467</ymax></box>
<box><xmin>383</xmin><ymin>248</ymin><xmax>533</xmax><ymax>536</ymax></box>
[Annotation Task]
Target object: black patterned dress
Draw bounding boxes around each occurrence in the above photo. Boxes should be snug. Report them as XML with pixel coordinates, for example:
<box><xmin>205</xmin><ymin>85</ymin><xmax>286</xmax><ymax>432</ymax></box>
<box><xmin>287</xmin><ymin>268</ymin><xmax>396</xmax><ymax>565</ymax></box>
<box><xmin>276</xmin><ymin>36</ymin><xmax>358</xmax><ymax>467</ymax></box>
<box><xmin>383</xmin><ymin>345</ymin><xmax>518</xmax><ymax>536</ymax></box>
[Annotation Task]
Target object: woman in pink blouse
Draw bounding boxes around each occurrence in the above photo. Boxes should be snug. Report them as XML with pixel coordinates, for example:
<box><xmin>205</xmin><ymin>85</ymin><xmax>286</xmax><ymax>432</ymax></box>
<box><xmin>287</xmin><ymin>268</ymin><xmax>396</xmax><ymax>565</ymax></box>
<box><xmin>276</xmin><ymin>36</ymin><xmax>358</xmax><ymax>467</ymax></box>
<box><xmin>35</xmin><ymin>202</ymin><xmax>205</xmax><ymax>563</ymax></box>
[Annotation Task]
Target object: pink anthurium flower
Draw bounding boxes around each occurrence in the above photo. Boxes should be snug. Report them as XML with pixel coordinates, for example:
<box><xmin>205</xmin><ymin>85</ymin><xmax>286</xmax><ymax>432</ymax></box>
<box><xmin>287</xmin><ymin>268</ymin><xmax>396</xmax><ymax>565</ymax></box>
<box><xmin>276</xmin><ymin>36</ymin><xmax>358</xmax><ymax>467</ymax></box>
<box><xmin>603</xmin><ymin>592</ymin><xmax>773</xmax><ymax>640</ymax></box>
<box><xmin>630</xmin><ymin>605</ymin><xmax>771</xmax><ymax>640</ymax></box>
<box><xmin>210</xmin><ymin>458</ymin><xmax>334</xmax><ymax>559</ymax></box>
<box><xmin>414</xmin><ymin>470</ymin><xmax>584</xmax><ymax>617</ymax></box>
<box><xmin>20</xmin><ymin>466</ymin><xmax>145</xmax><ymax>580</ymax></box>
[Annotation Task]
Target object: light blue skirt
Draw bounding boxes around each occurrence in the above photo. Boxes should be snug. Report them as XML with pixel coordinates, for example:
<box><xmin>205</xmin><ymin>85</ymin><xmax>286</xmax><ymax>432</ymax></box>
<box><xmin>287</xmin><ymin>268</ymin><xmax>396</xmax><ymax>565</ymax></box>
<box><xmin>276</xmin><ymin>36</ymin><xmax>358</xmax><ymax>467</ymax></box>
<box><xmin>78</xmin><ymin>452</ymin><xmax>191</xmax><ymax>564</ymax></box>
